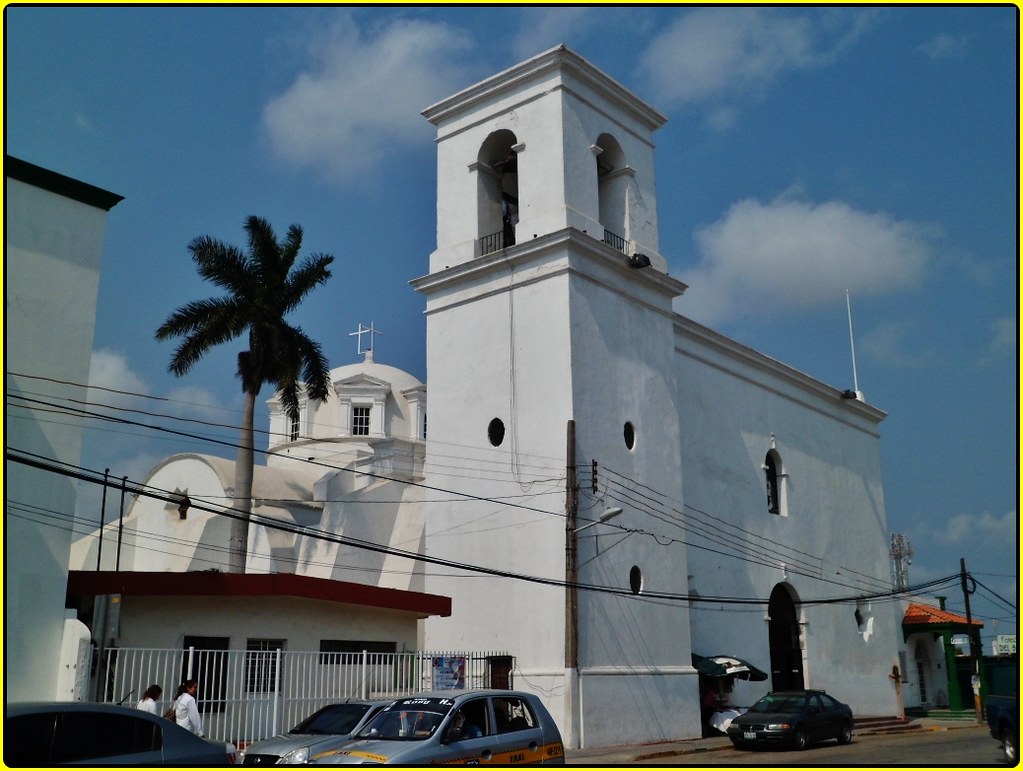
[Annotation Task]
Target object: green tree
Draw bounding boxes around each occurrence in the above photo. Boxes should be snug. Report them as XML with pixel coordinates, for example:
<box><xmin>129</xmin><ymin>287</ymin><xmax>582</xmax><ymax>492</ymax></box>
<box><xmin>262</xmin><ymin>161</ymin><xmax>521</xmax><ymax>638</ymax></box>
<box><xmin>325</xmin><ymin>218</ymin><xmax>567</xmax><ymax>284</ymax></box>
<box><xmin>156</xmin><ymin>215</ymin><xmax>334</xmax><ymax>572</ymax></box>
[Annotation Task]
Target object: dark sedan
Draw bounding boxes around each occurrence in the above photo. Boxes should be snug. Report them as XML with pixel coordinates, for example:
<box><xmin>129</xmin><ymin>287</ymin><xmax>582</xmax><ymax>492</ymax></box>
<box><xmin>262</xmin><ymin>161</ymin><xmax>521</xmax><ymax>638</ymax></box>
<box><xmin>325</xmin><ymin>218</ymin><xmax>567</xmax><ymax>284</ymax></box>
<box><xmin>5</xmin><ymin>702</ymin><xmax>234</xmax><ymax>766</ymax></box>
<box><xmin>726</xmin><ymin>690</ymin><xmax>853</xmax><ymax>751</ymax></box>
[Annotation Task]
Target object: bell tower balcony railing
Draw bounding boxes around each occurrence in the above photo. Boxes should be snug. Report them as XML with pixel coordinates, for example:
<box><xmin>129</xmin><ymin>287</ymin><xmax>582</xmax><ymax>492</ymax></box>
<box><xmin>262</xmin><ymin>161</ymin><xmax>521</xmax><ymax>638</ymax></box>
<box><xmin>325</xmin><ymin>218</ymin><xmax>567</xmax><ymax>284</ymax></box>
<box><xmin>478</xmin><ymin>227</ymin><xmax>628</xmax><ymax>257</ymax></box>
<box><xmin>478</xmin><ymin>229</ymin><xmax>514</xmax><ymax>257</ymax></box>
<box><xmin>602</xmin><ymin>229</ymin><xmax>628</xmax><ymax>253</ymax></box>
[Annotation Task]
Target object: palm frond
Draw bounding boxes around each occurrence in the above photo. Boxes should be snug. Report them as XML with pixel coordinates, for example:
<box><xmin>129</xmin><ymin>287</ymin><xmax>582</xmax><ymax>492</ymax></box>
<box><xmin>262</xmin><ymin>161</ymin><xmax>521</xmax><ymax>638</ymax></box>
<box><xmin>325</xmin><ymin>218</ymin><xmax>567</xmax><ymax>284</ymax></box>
<box><xmin>189</xmin><ymin>238</ymin><xmax>252</xmax><ymax>296</ymax></box>
<box><xmin>280</xmin><ymin>254</ymin><xmax>334</xmax><ymax>315</ymax></box>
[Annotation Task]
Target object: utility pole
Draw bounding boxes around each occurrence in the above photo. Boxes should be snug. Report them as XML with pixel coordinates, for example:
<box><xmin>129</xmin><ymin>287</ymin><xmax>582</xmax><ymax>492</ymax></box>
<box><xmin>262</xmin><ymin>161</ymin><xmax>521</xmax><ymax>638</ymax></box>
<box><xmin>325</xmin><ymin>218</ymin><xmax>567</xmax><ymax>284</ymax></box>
<box><xmin>565</xmin><ymin>420</ymin><xmax>578</xmax><ymax>670</ymax></box>
<box><xmin>96</xmin><ymin>468</ymin><xmax>110</xmax><ymax>570</ymax></box>
<box><xmin>960</xmin><ymin>557</ymin><xmax>983</xmax><ymax>723</ymax></box>
<box><xmin>564</xmin><ymin>420</ymin><xmax>580</xmax><ymax>748</ymax></box>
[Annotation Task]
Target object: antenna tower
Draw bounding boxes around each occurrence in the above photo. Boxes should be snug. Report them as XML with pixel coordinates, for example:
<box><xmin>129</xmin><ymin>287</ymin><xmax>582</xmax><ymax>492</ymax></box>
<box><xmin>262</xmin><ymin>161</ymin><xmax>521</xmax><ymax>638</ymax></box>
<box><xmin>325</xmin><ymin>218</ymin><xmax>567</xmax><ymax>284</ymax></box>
<box><xmin>889</xmin><ymin>533</ymin><xmax>914</xmax><ymax>591</ymax></box>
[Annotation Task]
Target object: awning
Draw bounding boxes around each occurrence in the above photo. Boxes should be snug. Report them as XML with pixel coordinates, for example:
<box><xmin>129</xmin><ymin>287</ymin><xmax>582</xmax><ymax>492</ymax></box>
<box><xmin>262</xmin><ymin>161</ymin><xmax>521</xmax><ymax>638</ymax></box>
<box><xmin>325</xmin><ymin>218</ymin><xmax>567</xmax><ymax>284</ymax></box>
<box><xmin>692</xmin><ymin>653</ymin><xmax>768</xmax><ymax>681</ymax></box>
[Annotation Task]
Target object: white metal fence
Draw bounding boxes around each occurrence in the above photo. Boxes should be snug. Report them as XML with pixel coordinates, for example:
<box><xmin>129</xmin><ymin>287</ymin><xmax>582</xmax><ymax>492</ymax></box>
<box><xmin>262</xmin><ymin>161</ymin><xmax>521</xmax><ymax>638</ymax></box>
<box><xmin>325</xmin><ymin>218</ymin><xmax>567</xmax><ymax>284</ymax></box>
<box><xmin>96</xmin><ymin>648</ymin><xmax>513</xmax><ymax>745</ymax></box>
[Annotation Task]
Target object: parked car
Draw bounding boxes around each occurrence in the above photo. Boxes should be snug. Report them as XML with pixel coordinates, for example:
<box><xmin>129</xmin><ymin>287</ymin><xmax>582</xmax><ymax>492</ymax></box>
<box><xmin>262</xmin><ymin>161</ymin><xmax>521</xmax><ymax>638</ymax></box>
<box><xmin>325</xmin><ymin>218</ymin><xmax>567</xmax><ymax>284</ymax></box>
<box><xmin>5</xmin><ymin>701</ymin><xmax>235</xmax><ymax>766</ymax></box>
<box><xmin>308</xmin><ymin>690</ymin><xmax>565</xmax><ymax>765</ymax></box>
<box><xmin>986</xmin><ymin>693</ymin><xmax>1018</xmax><ymax>765</ymax></box>
<box><xmin>238</xmin><ymin>699</ymin><xmax>391</xmax><ymax>765</ymax></box>
<box><xmin>725</xmin><ymin>690</ymin><xmax>853</xmax><ymax>751</ymax></box>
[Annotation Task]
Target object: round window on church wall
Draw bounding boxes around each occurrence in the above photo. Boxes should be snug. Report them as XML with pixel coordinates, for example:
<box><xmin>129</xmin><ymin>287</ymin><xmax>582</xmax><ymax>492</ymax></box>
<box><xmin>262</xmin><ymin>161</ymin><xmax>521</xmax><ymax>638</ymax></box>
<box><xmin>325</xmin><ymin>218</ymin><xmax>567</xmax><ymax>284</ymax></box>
<box><xmin>488</xmin><ymin>418</ymin><xmax>506</xmax><ymax>447</ymax></box>
<box><xmin>629</xmin><ymin>565</ymin><xmax>643</xmax><ymax>595</ymax></box>
<box><xmin>624</xmin><ymin>421</ymin><xmax>636</xmax><ymax>450</ymax></box>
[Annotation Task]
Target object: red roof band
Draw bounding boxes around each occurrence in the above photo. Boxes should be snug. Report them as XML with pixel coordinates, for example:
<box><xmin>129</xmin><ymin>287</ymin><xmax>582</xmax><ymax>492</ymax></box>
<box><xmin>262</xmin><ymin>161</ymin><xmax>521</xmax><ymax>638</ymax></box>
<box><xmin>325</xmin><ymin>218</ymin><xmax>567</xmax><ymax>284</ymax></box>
<box><xmin>67</xmin><ymin>570</ymin><xmax>451</xmax><ymax>618</ymax></box>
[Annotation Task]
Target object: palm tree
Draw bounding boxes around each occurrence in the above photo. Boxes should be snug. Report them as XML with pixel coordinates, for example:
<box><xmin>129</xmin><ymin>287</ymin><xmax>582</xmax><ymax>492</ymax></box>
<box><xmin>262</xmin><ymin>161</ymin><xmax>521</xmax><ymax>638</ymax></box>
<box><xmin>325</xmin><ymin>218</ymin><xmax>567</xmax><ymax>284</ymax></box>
<box><xmin>156</xmin><ymin>215</ymin><xmax>334</xmax><ymax>573</ymax></box>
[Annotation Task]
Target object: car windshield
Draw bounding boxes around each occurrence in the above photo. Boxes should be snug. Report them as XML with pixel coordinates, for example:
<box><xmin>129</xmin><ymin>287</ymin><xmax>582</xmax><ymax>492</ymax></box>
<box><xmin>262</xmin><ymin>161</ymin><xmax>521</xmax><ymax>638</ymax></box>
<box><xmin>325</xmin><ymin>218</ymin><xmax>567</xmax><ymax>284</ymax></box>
<box><xmin>291</xmin><ymin>704</ymin><xmax>370</xmax><ymax>735</ymax></box>
<box><xmin>749</xmin><ymin>695</ymin><xmax>805</xmax><ymax>714</ymax></box>
<box><xmin>356</xmin><ymin>697</ymin><xmax>455</xmax><ymax>742</ymax></box>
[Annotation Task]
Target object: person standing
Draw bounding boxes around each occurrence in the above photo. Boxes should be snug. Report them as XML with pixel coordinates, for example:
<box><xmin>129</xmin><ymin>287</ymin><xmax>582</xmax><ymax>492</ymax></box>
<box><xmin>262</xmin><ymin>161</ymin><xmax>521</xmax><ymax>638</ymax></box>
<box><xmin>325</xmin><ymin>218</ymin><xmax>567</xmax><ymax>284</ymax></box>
<box><xmin>173</xmin><ymin>679</ymin><xmax>203</xmax><ymax>737</ymax></box>
<box><xmin>136</xmin><ymin>684</ymin><xmax>162</xmax><ymax>715</ymax></box>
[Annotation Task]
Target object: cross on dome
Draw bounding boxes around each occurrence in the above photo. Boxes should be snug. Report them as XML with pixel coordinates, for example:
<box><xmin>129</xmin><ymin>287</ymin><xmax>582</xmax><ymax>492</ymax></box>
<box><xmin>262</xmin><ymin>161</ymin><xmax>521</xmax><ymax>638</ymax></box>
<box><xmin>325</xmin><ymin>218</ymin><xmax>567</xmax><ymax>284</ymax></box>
<box><xmin>349</xmin><ymin>322</ymin><xmax>382</xmax><ymax>359</ymax></box>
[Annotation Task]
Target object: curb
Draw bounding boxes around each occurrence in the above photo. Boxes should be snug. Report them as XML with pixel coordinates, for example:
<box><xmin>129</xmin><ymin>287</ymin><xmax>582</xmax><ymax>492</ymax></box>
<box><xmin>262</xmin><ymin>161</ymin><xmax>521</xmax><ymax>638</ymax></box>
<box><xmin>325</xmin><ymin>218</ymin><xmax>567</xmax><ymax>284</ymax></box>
<box><xmin>568</xmin><ymin>720</ymin><xmax>986</xmax><ymax>765</ymax></box>
<box><xmin>634</xmin><ymin>744</ymin><xmax>731</xmax><ymax>761</ymax></box>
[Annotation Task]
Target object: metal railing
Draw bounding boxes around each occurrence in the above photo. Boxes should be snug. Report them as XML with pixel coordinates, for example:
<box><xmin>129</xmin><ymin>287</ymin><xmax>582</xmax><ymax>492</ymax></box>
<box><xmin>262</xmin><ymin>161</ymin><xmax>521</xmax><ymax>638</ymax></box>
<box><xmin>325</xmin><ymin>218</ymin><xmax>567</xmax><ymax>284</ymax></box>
<box><xmin>602</xmin><ymin>229</ymin><xmax>628</xmax><ymax>253</ymax></box>
<box><xmin>95</xmin><ymin>647</ymin><xmax>512</xmax><ymax>746</ymax></box>
<box><xmin>478</xmin><ymin>226</ymin><xmax>518</xmax><ymax>257</ymax></box>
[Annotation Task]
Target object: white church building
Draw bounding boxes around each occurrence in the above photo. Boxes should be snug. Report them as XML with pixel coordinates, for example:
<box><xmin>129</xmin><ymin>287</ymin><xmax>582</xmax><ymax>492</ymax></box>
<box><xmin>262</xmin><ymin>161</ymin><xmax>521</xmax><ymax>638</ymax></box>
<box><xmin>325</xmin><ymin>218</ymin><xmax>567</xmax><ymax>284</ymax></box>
<box><xmin>72</xmin><ymin>46</ymin><xmax>902</xmax><ymax>747</ymax></box>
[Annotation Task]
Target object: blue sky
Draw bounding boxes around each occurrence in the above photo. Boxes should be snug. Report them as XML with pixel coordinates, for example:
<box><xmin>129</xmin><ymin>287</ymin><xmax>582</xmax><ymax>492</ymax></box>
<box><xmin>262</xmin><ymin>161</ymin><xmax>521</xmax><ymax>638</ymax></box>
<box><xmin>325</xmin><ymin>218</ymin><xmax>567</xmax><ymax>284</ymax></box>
<box><xmin>6</xmin><ymin>6</ymin><xmax>1017</xmax><ymax>647</ymax></box>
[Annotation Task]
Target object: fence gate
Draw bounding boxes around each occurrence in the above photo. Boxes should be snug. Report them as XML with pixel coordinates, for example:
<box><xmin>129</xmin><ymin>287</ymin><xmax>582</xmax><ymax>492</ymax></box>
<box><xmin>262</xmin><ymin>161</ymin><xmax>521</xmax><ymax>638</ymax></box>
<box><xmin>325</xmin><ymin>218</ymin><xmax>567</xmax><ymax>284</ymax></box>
<box><xmin>97</xmin><ymin>648</ymin><xmax>513</xmax><ymax>745</ymax></box>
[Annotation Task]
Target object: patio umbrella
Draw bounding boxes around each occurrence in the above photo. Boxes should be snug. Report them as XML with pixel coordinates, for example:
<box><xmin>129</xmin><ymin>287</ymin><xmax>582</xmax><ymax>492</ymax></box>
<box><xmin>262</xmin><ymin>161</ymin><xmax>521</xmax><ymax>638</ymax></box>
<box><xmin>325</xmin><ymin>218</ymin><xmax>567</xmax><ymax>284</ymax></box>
<box><xmin>692</xmin><ymin>653</ymin><xmax>768</xmax><ymax>681</ymax></box>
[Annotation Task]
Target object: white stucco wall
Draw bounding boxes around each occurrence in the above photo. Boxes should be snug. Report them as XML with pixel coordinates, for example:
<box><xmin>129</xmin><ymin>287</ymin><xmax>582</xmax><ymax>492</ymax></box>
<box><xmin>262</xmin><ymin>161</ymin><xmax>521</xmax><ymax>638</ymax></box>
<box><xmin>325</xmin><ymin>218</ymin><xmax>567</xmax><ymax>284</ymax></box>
<box><xmin>675</xmin><ymin>317</ymin><xmax>899</xmax><ymax>718</ymax></box>
<box><xmin>71</xmin><ymin>453</ymin><xmax>325</xmax><ymax>575</ymax></box>
<box><xmin>116</xmin><ymin>596</ymin><xmax>420</xmax><ymax>653</ymax></box>
<box><xmin>6</xmin><ymin>164</ymin><xmax>119</xmax><ymax>702</ymax></box>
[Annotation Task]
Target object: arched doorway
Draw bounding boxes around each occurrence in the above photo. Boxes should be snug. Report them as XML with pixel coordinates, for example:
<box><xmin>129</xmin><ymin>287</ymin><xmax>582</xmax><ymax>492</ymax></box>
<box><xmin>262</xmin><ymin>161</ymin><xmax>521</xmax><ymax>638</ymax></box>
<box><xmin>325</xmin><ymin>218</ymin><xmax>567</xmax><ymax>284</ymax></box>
<box><xmin>768</xmin><ymin>583</ymin><xmax>804</xmax><ymax>691</ymax></box>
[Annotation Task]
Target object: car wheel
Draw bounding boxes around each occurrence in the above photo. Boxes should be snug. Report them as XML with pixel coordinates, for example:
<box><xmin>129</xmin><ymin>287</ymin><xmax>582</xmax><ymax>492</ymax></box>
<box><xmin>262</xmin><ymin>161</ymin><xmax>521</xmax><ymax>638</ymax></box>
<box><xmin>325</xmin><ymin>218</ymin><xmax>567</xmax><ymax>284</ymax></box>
<box><xmin>837</xmin><ymin>720</ymin><xmax>852</xmax><ymax>745</ymax></box>
<box><xmin>793</xmin><ymin>727</ymin><xmax>808</xmax><ymax>751</ymax></box>
<box><xmin>1002</xmin><ymin>727</ymin><xmax>1017</xmax><ymax>765</ymax></box>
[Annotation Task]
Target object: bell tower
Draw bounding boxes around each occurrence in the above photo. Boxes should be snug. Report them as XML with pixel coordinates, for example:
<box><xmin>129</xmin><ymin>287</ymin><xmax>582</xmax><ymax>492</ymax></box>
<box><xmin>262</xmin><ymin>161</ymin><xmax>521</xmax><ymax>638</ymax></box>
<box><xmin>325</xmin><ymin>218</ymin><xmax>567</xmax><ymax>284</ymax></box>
<box><xmin>413</xmin><ymin>46</ymin><xmax>695</xmax><ymax>747</ymax></box>
<box><xmin>423</xmin><ymin>44</ymin><xmax>669</xmax><ymax>273</ymax></box>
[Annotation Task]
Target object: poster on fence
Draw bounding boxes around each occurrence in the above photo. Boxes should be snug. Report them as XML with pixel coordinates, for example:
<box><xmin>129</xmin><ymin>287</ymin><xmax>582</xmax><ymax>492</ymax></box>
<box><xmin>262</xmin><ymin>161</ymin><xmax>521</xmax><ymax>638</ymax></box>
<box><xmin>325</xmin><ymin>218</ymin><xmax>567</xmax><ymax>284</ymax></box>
<box><xmin>432</xmin><ymin>656</ymin><xmax>466</xmax><ymax>690</ymax></box>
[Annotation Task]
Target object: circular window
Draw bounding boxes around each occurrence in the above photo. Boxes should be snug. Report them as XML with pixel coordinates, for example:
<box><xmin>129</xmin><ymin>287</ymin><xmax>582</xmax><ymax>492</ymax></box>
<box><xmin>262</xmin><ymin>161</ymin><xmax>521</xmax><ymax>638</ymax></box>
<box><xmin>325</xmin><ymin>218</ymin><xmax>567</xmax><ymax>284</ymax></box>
<box><xmin>629</xmin><ymin>565</ymin><xmax>643</xmax><ymax>595</ymax></box>
<box><xmin>624</xmin><ymin>421</ymin><xmax>636</xmax><ymax>450</ymax></box>
<box><xmin>487</xmin><ymin>418</ymin><xmax>506</xmax><ymax>447</ymax></box>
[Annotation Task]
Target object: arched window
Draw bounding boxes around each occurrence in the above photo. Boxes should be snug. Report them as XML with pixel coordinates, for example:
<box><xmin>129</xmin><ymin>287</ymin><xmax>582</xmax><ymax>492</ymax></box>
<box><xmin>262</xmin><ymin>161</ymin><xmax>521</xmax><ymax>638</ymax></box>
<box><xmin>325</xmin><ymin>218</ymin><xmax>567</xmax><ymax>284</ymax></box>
<box><xmin>476</xmin><ymin>130</ymin><xmax>519</xmax><ymax>256</ymax></box>
<box><xmin>593</xmin><ymin>133</ymin><xmax>630</xmax><ymax>252</ymax></box>
<box><xmin>764</xmin><ymin>449</ymin><xmax>787</xmax><ymax>516</ymax></box>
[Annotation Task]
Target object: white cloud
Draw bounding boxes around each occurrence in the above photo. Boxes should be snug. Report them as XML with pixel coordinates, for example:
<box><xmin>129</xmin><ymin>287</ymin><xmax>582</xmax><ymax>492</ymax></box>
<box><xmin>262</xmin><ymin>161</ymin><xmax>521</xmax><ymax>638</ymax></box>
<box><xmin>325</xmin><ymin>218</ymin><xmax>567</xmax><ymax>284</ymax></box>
<box><xmin>978</xmin><ymin>316</ymin><xmax>1016</xmax><ymax>365</ymax></box>
<box><xmin>918</xmin><ymin>33</ymin><xmax>969</xmax><ymax>61</ymax></box>
<box><xmin>676</xmin><ymin>194</ymin><xmax>934</xmax><ymax>325</ymax></box>
<box><xmin>638</xmin><ymin>7</ymin><xmax>875</xmax><ymax>113</ymax></box>
<box><xmin>860</xmin><ymin>320</ymin><xmax>936</xmax><ymax>369</ymax></box>
<box><xmin>934</xmin><ymin>510</ymin><xmax>1017</xmax><ymax>547</ymax></box>
<box><xmin>262</xmin><ymin>18</ymin><xmax>475</xmax><ymax>185</ymax></box>
<box><xmin>508</xmin><ymin>8</ymin><xmax>597</xmax><ymax>62</ymax></box>
<box><xmin>88</xmin><ymin>348</ymin><xmax>151</xmax><ymax>401</ymax></box>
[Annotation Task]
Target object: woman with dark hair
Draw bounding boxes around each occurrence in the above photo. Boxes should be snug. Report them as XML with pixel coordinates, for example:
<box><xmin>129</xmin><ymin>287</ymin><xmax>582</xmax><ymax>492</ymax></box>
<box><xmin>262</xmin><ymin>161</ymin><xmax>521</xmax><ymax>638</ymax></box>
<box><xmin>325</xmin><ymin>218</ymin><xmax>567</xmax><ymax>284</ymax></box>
<box><xmin>136</xmin><ymin>684</ymin><xmax>162</xmax><ymax>715</ymax></box>
<box><xmin>172</xmin><ymin>679</ymin><xmax>203</xmax><ymax>736</ymax></box>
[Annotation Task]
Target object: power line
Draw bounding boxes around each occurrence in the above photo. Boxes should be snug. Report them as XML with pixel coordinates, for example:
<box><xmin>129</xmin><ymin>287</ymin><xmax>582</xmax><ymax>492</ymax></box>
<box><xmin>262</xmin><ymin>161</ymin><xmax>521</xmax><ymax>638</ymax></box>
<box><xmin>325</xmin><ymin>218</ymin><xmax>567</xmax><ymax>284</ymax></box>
<box><xmin>589</xmin><ymin>464</ymin><xmax>892</xmax><ymax>595</ymax></box>
<box><xmin>10</xmin><ymin>448</ymin><xmax>946</xmax><ymax>608</ymax></box>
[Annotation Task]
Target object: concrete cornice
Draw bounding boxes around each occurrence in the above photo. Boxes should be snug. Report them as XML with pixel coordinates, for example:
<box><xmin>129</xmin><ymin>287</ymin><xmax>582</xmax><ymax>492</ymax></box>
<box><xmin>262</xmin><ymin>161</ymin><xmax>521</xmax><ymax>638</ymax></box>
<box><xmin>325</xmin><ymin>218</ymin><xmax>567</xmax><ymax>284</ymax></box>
<box><xmin>421</xmin><ymin>45</ymin><xmax>666</xmax><ymax>131</ymax></box>
<box><xmin>674</xmin><ymin>315</ymin><xmax>888</xmax><ymax>426</ymax></box>
<box><xmin>412</xmin><ymin>227</ymin><xmax>687</xmax><ymax>304</ymax></box>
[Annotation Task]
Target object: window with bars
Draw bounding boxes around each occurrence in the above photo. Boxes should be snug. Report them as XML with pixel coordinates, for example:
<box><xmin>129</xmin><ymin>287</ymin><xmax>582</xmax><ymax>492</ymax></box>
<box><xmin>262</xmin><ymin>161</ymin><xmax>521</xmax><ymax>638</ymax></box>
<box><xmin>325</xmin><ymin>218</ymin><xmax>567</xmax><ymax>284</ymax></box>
<box><xmin>245</xmin><ymin>639</ymin><xmax>285</xmax><ymax>693</ymax></box>
<box><xmin>352</xmin><ymin>406</ymin><xmax>371</xmax><ymax>436</ymax></box>
<box><xmin>289</xmin><ymin>412</ymin><xmax>300</xmax><ymax>442</ymax></box>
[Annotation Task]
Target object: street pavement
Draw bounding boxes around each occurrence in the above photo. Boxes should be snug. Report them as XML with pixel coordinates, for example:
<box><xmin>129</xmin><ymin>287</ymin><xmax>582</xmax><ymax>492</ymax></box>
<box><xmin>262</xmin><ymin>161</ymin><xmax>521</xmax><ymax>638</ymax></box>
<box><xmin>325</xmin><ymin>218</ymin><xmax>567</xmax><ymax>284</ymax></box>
<box><xmin>564</xmin><ymin>715</ymin><xmax>985</xmax><ymax>765</ymax></box>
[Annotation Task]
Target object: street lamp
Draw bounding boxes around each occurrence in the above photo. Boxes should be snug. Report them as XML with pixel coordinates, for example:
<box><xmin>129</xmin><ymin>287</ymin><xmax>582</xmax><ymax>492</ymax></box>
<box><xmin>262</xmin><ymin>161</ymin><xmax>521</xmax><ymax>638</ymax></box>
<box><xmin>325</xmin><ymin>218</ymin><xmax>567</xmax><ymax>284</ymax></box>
<box><xmin>566</xmin><ymin>504</ymin><xmax>624</xmax><ymax>747</ymax></box>
<box><xmin>573</xmin><ymin>506</ymin><xmax>622</xmax><ymax>533</ymax></box>
<box><xmin>569</xmin><ymin>506</ymin><xmax>623</xmax><ymax>654</ymax></box>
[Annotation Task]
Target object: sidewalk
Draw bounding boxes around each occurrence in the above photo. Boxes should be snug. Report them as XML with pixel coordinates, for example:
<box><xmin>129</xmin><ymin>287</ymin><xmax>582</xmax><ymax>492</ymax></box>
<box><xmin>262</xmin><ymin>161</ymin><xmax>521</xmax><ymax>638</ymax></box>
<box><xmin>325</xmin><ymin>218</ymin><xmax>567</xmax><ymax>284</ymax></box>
<box><xmin>564</xmin><ymin>715</ymin><xmax>984</xmax><ymax>765</ymax></box>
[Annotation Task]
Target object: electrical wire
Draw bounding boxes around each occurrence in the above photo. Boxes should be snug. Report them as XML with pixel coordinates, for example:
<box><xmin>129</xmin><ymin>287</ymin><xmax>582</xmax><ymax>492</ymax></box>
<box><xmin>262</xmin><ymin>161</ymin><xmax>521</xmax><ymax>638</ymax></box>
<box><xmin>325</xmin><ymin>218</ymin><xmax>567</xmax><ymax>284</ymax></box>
<box><xmin>9</xmin><ymin>448</ymin><xmax>955</xmax><ymax>608</ymax></box>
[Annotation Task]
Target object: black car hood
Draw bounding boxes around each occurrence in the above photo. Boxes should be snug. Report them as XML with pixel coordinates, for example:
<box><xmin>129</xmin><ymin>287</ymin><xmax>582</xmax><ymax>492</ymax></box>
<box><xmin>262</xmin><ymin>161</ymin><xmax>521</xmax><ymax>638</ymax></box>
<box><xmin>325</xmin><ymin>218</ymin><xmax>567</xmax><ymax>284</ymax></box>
<box><xmin>732</xmin><ymin>711</ymin><xmax>799</xmax><ymax>725</ymax></box>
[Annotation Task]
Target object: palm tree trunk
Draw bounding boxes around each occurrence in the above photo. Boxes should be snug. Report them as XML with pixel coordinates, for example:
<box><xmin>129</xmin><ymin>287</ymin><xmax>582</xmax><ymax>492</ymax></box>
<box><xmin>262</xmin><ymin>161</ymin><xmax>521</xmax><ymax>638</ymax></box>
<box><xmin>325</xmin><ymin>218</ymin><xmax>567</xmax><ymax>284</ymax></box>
<box><xmin>229</xmin><ymin>388</ymin><xmax>257</xmax><ymax>573</ymax></box>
